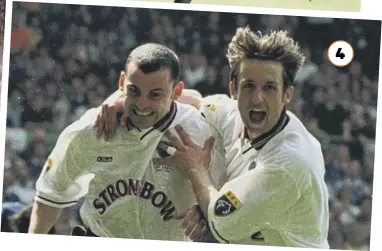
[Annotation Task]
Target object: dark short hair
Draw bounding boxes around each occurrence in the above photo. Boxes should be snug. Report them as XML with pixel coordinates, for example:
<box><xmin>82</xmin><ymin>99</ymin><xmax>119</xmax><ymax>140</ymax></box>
<box><xmin>227</xmin><ymin>26</ymin><xmax>305</xmax><ymax>91</ymax></box>
<box><xmin>125</xmin><ymin>43</ymin><xmax>180</xmax><ymax>84</ymax></box>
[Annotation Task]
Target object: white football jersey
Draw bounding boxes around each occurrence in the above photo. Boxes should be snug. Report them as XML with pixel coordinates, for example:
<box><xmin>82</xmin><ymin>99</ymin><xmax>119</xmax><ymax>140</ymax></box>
<box><xmin>199</xmin><ymin>94</ymin><xmax>330</xmax><ymax>248</ymax></box>
<box><xmin>102</xmin><ymin>90</ymin><xmax>228</xmax><ymax>190</ymax></box>
<box><xmin>35</xmin><ymin>101</ymin><xmax>226</xmax><ymax>241</ymax></box>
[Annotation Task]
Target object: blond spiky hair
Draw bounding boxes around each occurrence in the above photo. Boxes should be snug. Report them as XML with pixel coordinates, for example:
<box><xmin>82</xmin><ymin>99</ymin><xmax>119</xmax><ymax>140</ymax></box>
<box><xmin>227</xmin><ymin>26</ymin><xmax>305</xmax><ymax>89</ymax></box>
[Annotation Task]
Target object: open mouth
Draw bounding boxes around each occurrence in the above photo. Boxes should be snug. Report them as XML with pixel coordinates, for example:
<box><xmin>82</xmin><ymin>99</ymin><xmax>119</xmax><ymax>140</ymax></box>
<box><xmin>132</xmin><ymin>108</ymin><xmax>154</xmax><ymax>117</ymax></box>
<box><xmin>249</xmin><ymin>109</ymin><xmax>266</xmax><ymax>123</ymax></box>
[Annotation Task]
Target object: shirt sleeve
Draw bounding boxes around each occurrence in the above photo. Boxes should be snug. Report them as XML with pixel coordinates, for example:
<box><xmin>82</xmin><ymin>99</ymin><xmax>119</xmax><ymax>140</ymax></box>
<box><xmin>199</xmin><ymin>95</ymin><xmax>236</xmax><ymax>139</ymax></box>
<box><xmin>207</xmin><ymin>161</ymin><xmax>305</xmax><ymax>243</ymax></box>
<box><xmin>35</xmin><ymin>117</ymin><xmax>96</xmax><ymax>208</ymax></box>
<box><xmin>199</xmin><ymin>95</ymin><xmax>232</xmax><ymax>125</ymax></box>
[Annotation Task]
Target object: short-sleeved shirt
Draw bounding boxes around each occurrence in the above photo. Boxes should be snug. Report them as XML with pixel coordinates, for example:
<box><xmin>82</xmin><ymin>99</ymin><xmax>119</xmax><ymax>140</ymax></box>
<box><xmin>199</xmin><ymin>94</ymin><xmax>330</xmax><ymax>248</ymax></box>
<box><xmin>35</xmin><ymin>101</ymin><xmax>226</xmax><ymax>241</ymax></box>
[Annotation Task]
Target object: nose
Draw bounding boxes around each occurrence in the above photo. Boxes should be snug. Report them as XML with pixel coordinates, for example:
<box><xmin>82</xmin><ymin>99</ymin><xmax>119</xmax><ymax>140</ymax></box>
<box><xmin>135</xmin><ymin>96</ymin><xmax>150</xmax><ymax>110</ymax></box>
<box><xmin>252</xmin><ymin>88</ymin><xmax>264</xmax><ymax>104</ymax></box>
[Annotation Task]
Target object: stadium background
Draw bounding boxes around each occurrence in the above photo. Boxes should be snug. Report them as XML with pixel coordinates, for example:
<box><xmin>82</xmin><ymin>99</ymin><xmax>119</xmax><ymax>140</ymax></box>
<box><xmin>1</xmin><ymin>2</ymin><xmax>380</xmax><ymax>250</ymax></box>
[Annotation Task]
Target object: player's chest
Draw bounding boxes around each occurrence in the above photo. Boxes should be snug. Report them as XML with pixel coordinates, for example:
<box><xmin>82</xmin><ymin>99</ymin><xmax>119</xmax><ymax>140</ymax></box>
<box><xmin>88</xmin><ymin>140</ymin><xmax>185</xmax><ymax>187</ymax></box>
<box><xmin>87</xmin><ymin>136</ymin><xmax>162</xmax><ymax>175</ymax></box>
<box><xmin>225</xmin><ymin>139</ymin><xmax>259</xmax><ymax>180</ymax></box>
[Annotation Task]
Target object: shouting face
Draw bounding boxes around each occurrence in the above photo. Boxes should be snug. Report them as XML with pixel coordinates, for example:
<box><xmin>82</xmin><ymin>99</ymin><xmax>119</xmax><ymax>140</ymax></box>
<box><xmin>230</xmin><ymin>59</ymin><xmax>293</xmax><ymax>139</ymax></box>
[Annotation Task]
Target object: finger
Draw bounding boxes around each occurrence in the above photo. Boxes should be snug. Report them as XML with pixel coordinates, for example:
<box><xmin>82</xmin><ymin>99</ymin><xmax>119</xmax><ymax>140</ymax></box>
<box><xmin>97</xmin><ymin>121</ymin><xmax>103</xmax><ymax>138</ymax></box>
<box><xmin>120</xmin><ymin>113</ymin><xmax>128</xmax><ymax>127</ymax></box>
<box><xmin>164</xmin><ymin>128</ymin><xmax>185</xmax><ymax>150</ymax></box>
<box><xmin>190</xmin><ymin>220</ymin><xmax>206</xmax><ymax>240</ymax></box>
<box><xmin>105</xmin><ymin>106</ymin><xmax>114</xmax><ymax>140</ymax></box>
<box><xmin>185</xmin><ymin>220</ymin><xmax>200</xmax><ymax>237</ymax></box>
<box><xmin>182</xmin><ymin>206</ymin><xmax>197</xmax><ymax>229</ymax></box>
<box><xmin>110</xmin><ymin>109</ymin><xmax>117</xmax><ymax>139</ymax></box>
<box><xmin>96</xmin><ymin>107</ymin><xmax>106</xmax><ymax>138</ymax></box>
<box><xmin>104</xmin><ymin>106</ymin><xmax>111</xmax><ymax>140</ymax></box>
<box><xmin>184</xmin><ymin>213</ymin><xmax>202</xmax><ymax>237</ymax></box>
<box><xmin>175</xmin><ymin>208</ymin><xmax>190</xmax><ymax>220</ymax></box>
<box><xmin>175</xmin><ymin>125</ymin><xmax>195</xmax><ymax>147</ymax></box>
<box><xmin>99</xmin><ymin>105</ymin><xmax>109</xmax><ymax>139</ymax></box>
<box><xmin>203</xmin><ymin>136</ymin><xmax>215</xmax><ymax>152</ymax></box>
<box><xmin>99</xmin><ymin>105</ymin><xmax>108</xmax><ymax>134</ymax></box>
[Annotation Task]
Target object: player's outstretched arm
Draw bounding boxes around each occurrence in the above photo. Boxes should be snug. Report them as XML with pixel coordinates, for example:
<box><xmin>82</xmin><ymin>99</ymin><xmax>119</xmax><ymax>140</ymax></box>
<box><xmin>28</xmin><ymin>201</ymin><xmax>62</xmax><ymax>234</ymax></box>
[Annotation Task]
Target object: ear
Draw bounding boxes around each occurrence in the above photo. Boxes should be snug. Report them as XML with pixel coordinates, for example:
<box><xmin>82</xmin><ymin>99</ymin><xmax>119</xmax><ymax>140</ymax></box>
<box><xmin>172</xmin><ymin>81</ymin><xmax>184</xmax><ymax>100</ymax></box>
<box><xmin>119</xmin><ymin>71</ymin><xmax>126</xmax><ymax>91</ymax></box>
<box><xmin>229</xmin><ymin>81</ymin><xmax>237</xmax><ymax>99</ymax></box>
<box><xmin>283</xmin><ymin>86</ymin><xmax>294</xmax><ymax>105</ymax></box>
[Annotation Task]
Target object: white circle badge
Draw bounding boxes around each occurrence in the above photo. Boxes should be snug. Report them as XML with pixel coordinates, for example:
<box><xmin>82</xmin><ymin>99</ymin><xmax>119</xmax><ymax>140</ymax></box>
<box><xmin>328</xmin><ymin>40</ymin><xmax>354</xmax><ymax>67</ymax></box>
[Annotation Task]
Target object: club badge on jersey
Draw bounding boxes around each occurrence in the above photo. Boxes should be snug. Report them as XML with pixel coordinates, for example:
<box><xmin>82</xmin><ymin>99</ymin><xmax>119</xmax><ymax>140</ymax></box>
<box><xmin>206</xmin><ymin>104</ymin><xmax>217</xmax><ymax>112</ymax></box>
<box><xmin>214</xmin><ymin>190</ymin><xmax>242</xmax><ymax>216</ymax></box>
<box><xmin>43</xmin><ymin>158</ymin><xmax>54</xmax><ymax>176</ymax></box>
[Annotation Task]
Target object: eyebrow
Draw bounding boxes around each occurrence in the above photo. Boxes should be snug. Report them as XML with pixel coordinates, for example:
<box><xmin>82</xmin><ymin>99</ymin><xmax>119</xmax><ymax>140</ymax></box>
<box><xmin>241</xmin><ymin>79</ymin><xmax>277</xmax><ymax>84</ymax></box>
<box><xmin>149</xmin><ymin>88</ymin><xmax>165</xmax><ymax>92</ymax></box>
<box><xmin>128</xmin><ymin>85</ymin><xmax>165</xmax><ymax>93</ymax></box>
<box><xmin>241</xmin><ymin>78</ymin><xmax>258</xmax><ymax>82</ymax></box>
<box><xmin>264</xmin><ymin>81</ymin><xmax>277</xmax><ymax>85</ymax></box>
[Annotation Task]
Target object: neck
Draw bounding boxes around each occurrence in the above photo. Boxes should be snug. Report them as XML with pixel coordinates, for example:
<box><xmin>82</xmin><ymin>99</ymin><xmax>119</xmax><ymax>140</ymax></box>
<box><xmin>243</xmin><ymin>107</ymin><xmax>289</xmax><ymax>151</ymax></box>
<box><xmin>247</xmin><ymin>130</ymin><xmax>262</xmax><ymax>141</ymax></box>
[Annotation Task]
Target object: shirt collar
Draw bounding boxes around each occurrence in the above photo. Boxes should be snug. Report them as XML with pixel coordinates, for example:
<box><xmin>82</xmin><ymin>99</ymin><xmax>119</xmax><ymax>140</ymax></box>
<box><xmin>240</xmin><ymin>107</ymin><xmax>290</xmax><ymax>151</ymax></box>
<box><xmin>123</xmin><ymin>101</ymin><xmax>177</xmax><ymax>133</ymax></box>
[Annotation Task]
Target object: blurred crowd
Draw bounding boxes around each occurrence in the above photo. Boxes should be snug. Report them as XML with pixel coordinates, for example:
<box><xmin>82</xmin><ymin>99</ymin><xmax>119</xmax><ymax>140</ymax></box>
<box><xmin>2</xmin><ymin>2</ymin><xmax>380</xmax><ymax>250</ymax></box>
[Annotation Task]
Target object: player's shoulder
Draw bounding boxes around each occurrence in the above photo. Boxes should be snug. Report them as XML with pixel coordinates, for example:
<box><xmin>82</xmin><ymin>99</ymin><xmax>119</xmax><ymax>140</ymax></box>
<box><xmin>55</xmin><ymin>108</ymin><xmax>100</xmax><ymax>147</ymax></box>
<box><xmin>199</xmin><ymin>94</ymin><xmax>238</xmax><ymax>126</ymax></box>
<box><xmin>170</xmin><ymin>102</ymin><xmax>212</xmax><ymax>145</ymax></box>
<box><xmin>173</xmin><ymin>102</ymin><xmax>210</xmax><ymax>127</ymax></box>
<box><xmin>283</xmin><ymin>111</ymin><xmax>323</xmax><ymax>155</ymax></box>
<box><xmin>174</xmin><ymin>101</ymin><xmax>205</xmax><ymax>123</ymax></box>
<box><xmin>201</xmin><ymin>94</ymin><xmax>237</xmax><ymax>112</ymax></box>
<box><xmin>201</xmin><ymin>94</ymin><xmax>232</xmax><ymax>104</ymax></box>
<box><xmin>261</xmin><ymin>111</ymin><xmax>325</xmax><ymax>182</ymax></box>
